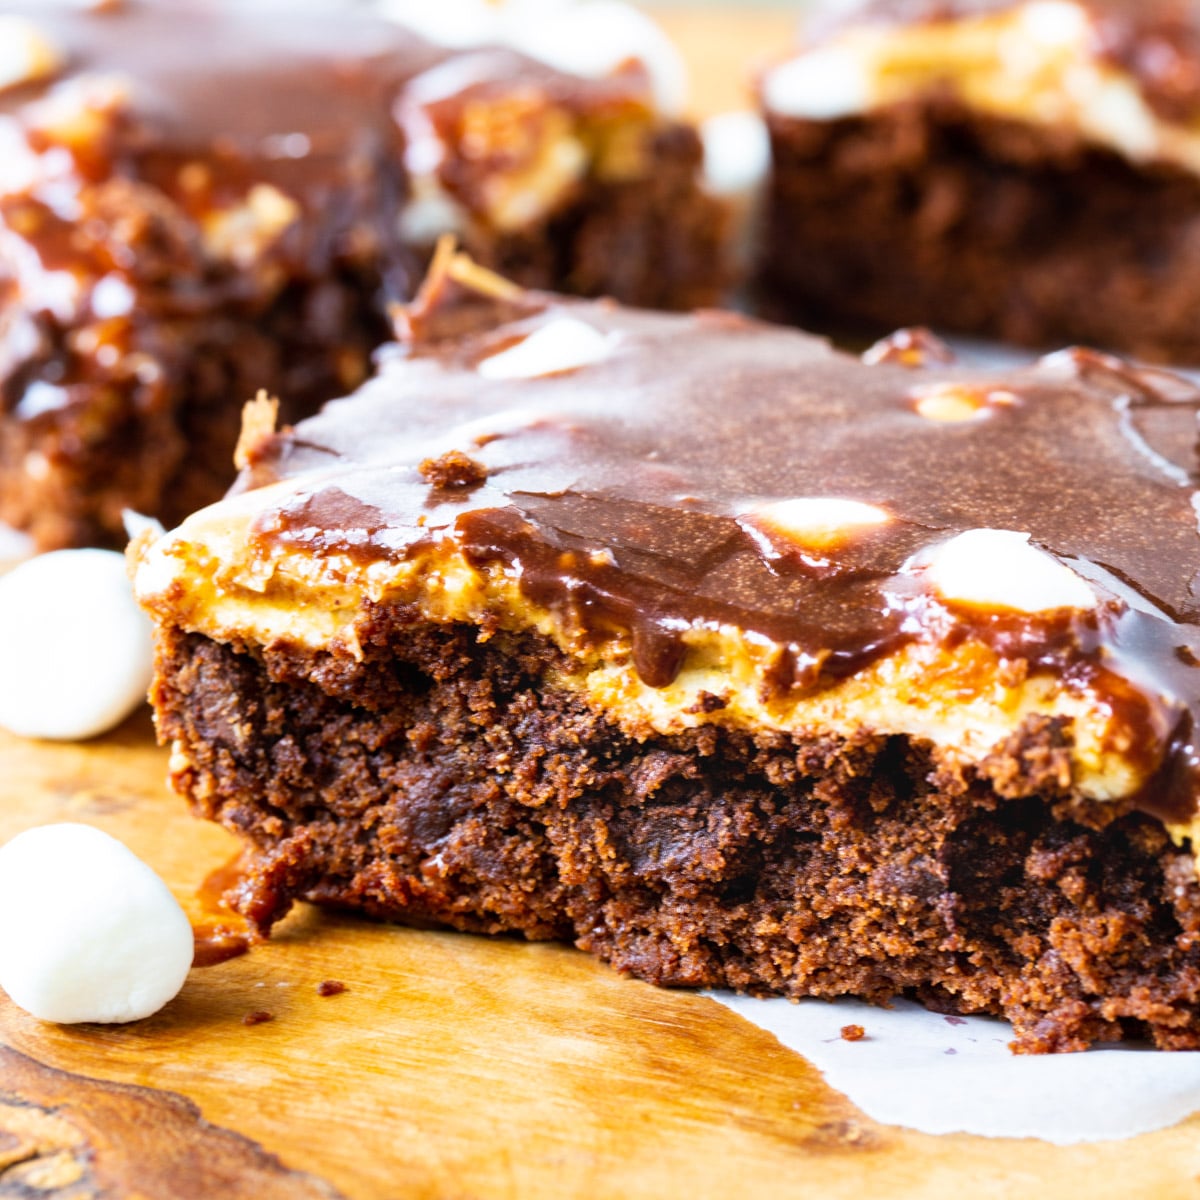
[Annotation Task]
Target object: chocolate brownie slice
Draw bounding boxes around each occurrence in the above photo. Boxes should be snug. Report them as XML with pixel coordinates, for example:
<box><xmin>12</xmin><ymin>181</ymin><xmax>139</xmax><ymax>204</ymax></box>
<box><xmin>134</xmin><ymin>255</ymin><xmax>1200</xmax><ymax>1052</ymax></box>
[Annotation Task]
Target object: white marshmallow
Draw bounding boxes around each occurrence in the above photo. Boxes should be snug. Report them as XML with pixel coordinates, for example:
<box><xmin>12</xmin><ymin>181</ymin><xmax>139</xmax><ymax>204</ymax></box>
<box><xmin>1078</xmin><ymin>75</ymin><xmax>1159</xmax><ymax>162</ymax></box>
<box><xmin>0</xmin><ymin>824</ymin><xmax>193</xmax><ymax>1024</ymax></box>
<box><xmin>0</xmin><ymin>549</ymin><xmax>154</xmax><ymax>740</ymax></box>
<box><xmin>762</xmin><ymin>44</ymin><xmax>876</xmax><ymax>120</ymax></box>
<box><xmin>911</xmin><ymin>382</ymin><xmax>1004</xmax><ymax>423</ymax></box>
<box><xmin>384</xmin><ymin>0</ymin><xmax>686</xmax><ymax>113</ymax></box>
<box><xmin>0</xmin><ymin>17</ymin><xmax>63</xmax><ymax>94</ymax></box>
<box><xmin>508</xmin><ymin>1</ymin><xmax>688</xmax><ymax>115</ymax></box>
<box><xmin>749</xmin><ymin>497</ymin><xmax>891</xmax><ymax>551</ymax></box>
<box><xmin>0</xmin><ymin>524</ymin><xmax>34</xmax><ymax>573</ymax></box>
<box><xmin>921</xmin><ymin>529</ymin><xmax>1097</xmax><ymax>613</ymax></box>
<box><xmin>477</xmin><ymin>317</ymin><xmax>616</xmax><ymax>380</ymax></box>
<box><xmin>701</xmin><ymin>111</ymin><xmax>771</xmax><ymax>199</ymax></box>
<box><xmin>1015</xmin><ymin>0</ymin><xmax>1090</xmax><ymax>48</ymax></box>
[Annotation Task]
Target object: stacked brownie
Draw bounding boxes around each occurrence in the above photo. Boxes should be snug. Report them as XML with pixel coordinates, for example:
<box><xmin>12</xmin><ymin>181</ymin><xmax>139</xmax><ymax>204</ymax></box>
<box><xmin>134</xmin><ymin>255</ymin><xmax>1200</xmax><ymax>1052</ymax></box>
<box><xmin>0</xmin><ymin>0</ymin><xmax>724</xmax><ymax>549</ymax></box>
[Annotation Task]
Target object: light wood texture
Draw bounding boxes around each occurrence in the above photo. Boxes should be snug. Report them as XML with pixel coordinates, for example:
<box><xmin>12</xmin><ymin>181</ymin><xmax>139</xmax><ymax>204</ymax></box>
<box><xmin>653</xmin><ymin>7</ymin><xmax>797</xmax><ymax>118</ymax></box>
<box><xmin>5</xmin><ymin>718</ymin><xmax>1200</xmax><ymax>1198</ymax></box>
<box><xmin>4</xmin><ymin>10</ymin><xmax>1200</xmax><ymax>1198</ymax></box>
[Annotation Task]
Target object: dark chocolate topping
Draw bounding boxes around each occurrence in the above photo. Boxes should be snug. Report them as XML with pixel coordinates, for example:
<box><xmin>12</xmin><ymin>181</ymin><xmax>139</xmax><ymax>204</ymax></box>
<box><xmin>239</xmin><ymin>271</ymin><xmax>1200</xmax><ymax>821</ymax></box>
<box><xmin>801</xmin><ymin>0</ymin><xmax>1200</xmax><ymax>124</ymax></box>
<box><xmin>0</xmin><ymin>0</ymin><xmax>445</xmax><ymax>205</ymax></box>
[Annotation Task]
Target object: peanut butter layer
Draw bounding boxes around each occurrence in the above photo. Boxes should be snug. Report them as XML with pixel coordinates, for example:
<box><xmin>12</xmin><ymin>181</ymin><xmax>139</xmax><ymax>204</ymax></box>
<box><xmin>134</xmin><ymin>258</ymin><xmax>1200</xmax><ymax>825</ymax></box>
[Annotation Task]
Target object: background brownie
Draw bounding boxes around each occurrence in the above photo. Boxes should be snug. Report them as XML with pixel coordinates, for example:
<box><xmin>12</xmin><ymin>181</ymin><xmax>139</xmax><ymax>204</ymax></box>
<box><xmin>0</xmin><ymin>0</ymin><xmax>725</xmax><ymax>550</ymax></box>
<box><xmin>758</xmin><ymin>0</ymin><xmax>1200</xmax><ymax>361</ymax></box>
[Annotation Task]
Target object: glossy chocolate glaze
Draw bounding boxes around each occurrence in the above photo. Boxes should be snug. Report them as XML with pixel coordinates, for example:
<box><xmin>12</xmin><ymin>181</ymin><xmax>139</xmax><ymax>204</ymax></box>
<box><xmin>0</xmin><ymin>1</ymin><xmax>439</xmax><ymax>146</ymax></box>
<box><xmin>802</xmin><ymin>0</ymin><xmax>1200</xmax><ymax>124</ymax></box>
<box><xmin>237</xmin><ymin>269</ymin><xmax>1200</xmax><ymax>820</ymax></box>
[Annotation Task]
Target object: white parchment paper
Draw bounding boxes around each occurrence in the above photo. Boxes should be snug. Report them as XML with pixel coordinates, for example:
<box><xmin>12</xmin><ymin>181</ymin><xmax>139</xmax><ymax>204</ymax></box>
<box><xmin>711</xmin><ymin>993</ymin><xmax>1200</xmax><ymax>1143</ymax></box>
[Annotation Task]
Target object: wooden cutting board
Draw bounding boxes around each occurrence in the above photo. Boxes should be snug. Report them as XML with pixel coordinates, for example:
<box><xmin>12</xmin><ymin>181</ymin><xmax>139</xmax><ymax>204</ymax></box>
<box><xmin>4</xmin><ymin>10</ymin><xmax>1200</xmax><ymax>1198</ymax></box>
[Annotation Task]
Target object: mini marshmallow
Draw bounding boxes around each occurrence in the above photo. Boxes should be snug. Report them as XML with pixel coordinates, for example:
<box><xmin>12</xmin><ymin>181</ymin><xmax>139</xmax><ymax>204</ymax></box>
<box><xmin>0</xmin><ymin>824</ymin><xmax>193</xmax><ymax>1024</ymax></box>
<box><xmin>384</xmin><ymin>0</ymin><xmax>686</xmax><ymax>113</ymax></box>
<box><xmin>0</xmin><ymin>17</ymin><xmax>63</xmax><ymax>94</ymax></box>
<box><xmin>1078</xmin><ymin>75</ymin><xmax>1159</xmax><ymax>162</ymax></box>
<box><xmin>749</xmin><ymin>497</ymin><xmax>891</xmax><ymax>551</ymax></box>
<box><xmin>508</xmin><ymin>0</ymin><xmax>688</xmax><ymax>115</ymax></box>
<box><xmin>911</xmin><ymin>382</ymin><xmax>988</xmax><ymax>423</ymax></box>
<box><xmin>1015</xmin><ymin>0</ymin><xmax>1090</xmax><ymax>47</ymax></box>
<box><xmin>0</xmin><ymin>549</ymin><xmax>154</xmax><ymax>740</ymax></box>
<box><xmin>0</xmin><ymin>524</ymin><xmax>34</xmax><ymax>573</ymax></box>
<box><xmin>761</xmin><ymin>43</ymin><xmax>876</xmax><ymax>121</ymax></box>
<box><xmin>701</xmin><ymin>111</ymin><xmax>771</xmax><ymax>199</ymax></box>
<box><xmin>477</xmin><ymin>317</ymin><xmax>616</xmax><ymax>380</ymax></box>
<box><xmin>922</xmin><ymin>529</ymin><xmax>1097</xmax><ymax>613</ymax></box>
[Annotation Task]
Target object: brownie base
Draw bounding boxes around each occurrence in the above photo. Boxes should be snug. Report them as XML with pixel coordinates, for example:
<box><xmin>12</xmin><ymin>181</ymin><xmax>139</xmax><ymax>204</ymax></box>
<box><xmin>151</xmin><ymin>609</ymin><xmax>1200</xmax><ymax>1053</ymax></box>
<box><xmin>760</xmin><ymin>99</ymin><xmax>1200</xmax><ymax>362</ymax></box>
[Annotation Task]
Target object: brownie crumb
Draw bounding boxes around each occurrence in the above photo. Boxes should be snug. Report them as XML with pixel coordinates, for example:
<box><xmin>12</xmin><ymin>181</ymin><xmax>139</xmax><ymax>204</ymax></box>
<box><xmin>419</xmin><ymin>450</ymin><xmax>488</xmax><ymax>490</ymax></box>
<box><xmin>840</xmin><ymin>1024</ymin><xmax>866</xmax><ymax>1042</ymax></box>
<box><xmin>234</xmin><ymin>390</ymin><xmax>280</xmax><ymax>470</ymax></box>
<box><xmin>684</xmin><ymin>691</ymin><xmax>728</xmax><ymax>715</ymax></box>
<box><xmin>316</xmin><ymin>980</ymin><xmax>347</xmax><ymax>997</ymax></box>
<box><xmin>243</xmin><ymin>1010</ymin><xmax>274</xmax><ymax>1027</ymax></box>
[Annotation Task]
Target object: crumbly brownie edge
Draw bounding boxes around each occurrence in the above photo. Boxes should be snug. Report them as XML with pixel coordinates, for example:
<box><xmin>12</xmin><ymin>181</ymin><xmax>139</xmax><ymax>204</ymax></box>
<box><xmin>151</xmin><ymin>609</ymin><xmax>1200</xmax><ymax>1053</ymax></box>
<box><xmin>759</xmin><ymin>99</ymin><xmax>1200</xmax><ymax>361</ymax></box>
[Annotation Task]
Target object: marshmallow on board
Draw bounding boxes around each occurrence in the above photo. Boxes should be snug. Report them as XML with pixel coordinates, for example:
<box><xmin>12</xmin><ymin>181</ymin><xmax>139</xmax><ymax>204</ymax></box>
<box><xmin>0</xmin><ymin>824</ymin><xmax>194</xmax><ymax>1024</ymax></box>
<box><xmin>0</xmin><ymin>549</ymin><xmax>154</xmax><ymax>740</ymax></box>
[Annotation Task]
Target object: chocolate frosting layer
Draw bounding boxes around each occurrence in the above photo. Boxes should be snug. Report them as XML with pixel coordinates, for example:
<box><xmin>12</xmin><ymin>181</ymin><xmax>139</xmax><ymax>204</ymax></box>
<box><xmin>236</xmin><ymin>263</ymin><xmax>1200</xmax><ymax>821</ymax></box>
<box><xmin>801</xmin><ymin>0</ymin><xmax>1200</xmax><ymax>124</ymax></box>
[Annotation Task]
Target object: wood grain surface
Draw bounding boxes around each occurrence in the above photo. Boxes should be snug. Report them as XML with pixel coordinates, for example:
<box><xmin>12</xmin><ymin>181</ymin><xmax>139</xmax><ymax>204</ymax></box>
<box><xmin>4</xmin><ymin>9</ymin><xmax>1200</xmax><ymax>1199</ymax></box>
